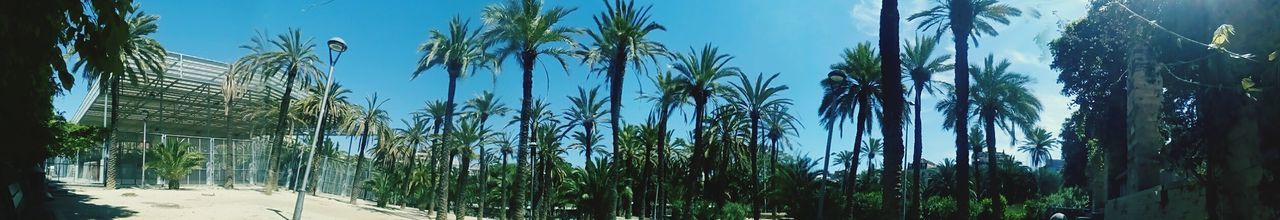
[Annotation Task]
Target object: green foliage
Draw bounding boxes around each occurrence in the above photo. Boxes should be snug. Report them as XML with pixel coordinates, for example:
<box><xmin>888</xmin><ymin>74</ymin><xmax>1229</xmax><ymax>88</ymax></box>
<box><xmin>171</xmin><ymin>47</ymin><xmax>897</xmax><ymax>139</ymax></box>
<box><xmin>718</xmin><ymin>202</ymin><xmax>750</xmax><ymax>220</ymax></box>
<box><xmin>1003</xmin><ymin>204</ymin><xmax>1028</xmax><ymax>220</ymax></box>
<box><xmin>848</xmin><ymin>191</ymin><xmax>886</xmax><ymax>219</ymax></box>
<box><xmin>363</xmin><ymin>170</ymin><xmax>399</xmax><ymax>207</ymax></box>
<box><xmin>146</xmin><ymin>141</ymin><xmax>205</xmax><ymax>189</ymax></box>
<box><xmin>922</xmin><ymin>196</ymin><xmax>957</xmax><ymax>219</ymax></box>
<box><xmin>48</xmin><ymin>115</ymin><xmax>107</xmax><ymax>158</ymax></box>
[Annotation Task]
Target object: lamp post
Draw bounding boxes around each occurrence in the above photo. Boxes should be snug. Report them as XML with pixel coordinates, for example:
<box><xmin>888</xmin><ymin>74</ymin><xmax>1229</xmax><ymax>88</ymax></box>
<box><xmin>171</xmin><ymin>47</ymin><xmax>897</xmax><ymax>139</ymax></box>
<box><xmin>817</xmin><ymin>70</ymin><xmax>844</xmax><ymax>218</ymax></box>
<box><xmin>140</xmin><ymin>109</ymin><xmax>152</xmax><ymax>187</ymax></box>
<box><xmin>292</xmin><ymin>37</ymin><xmax>347</xmax><ymax>220</ymax></box>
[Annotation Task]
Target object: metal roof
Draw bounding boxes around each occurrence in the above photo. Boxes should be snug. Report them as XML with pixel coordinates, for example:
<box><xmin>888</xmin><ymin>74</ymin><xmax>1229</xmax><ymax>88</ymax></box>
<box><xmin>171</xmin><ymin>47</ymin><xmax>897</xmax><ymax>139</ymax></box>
<box><xmin>72</xmin><ymin>52</ymin><xmax>304</xmax><ymax>139</ymax></box>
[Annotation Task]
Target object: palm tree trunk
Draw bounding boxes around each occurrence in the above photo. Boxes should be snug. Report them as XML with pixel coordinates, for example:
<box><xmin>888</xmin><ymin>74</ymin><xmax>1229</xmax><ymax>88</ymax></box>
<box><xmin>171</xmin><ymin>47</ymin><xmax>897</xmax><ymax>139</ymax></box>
<box><xmin>437</xmin><ymin>67</ymin><xmax>461</xmax><ymax>219</ymax></box>
<box><xmin>226</xmin><ymin>108</ymin><xmax>236</xmax><ymax>189</ymax></box>
<box><xmin>456</xmin><ymin>148</ymin><xmax>470</xmax><ymax>220</ymax></box>
<box><xmin>404</xmin><ymin>139</ymin><xmax>419</xmax><ymax>198</ymax></box>
<box><xmin>909</xmin><ymin>86</ymin><xmax>925</xmax><ymax>220</ymax></box>
<box><xmin>106</xmin><ymin>75</ymin><xmax>120</xmax><ymax>189</ymax></box>
<box><xmin>350</xmin><ymin>122</ymin><xmax>372</xmax><ymax>203</ymax></box>
<box><xmin>846</xmin><ymin>100</ymin><xmax>869</xmax><ymax>212</ymax></box>
<box><xmin>267</xmin><ymin>69</ymin><xmax>300</xmax><ymax>194</ymax></box>
<box><xmin>501</xmin><ymin>152</ymin><xmax>510</xmax><ymax>220</ymax></box>
<box><xmin>983</xmin><ymin>110</ymin><xmax>1002</xmax><ymax>216</ymax></box>
<box><xmin>656</xmin><ymin>113</ymin><xmax>670</xmax><ymax>219</ymax></box>
<box><xmin>510</xmin><ymin>52</ymin><xmax>536</xmax><ymax>220</ymax></box>
<box><xmin>750</xmin><ymin>111</ymin><xmax>762</xmax><ymax>220</ymax></box>
<box><xmin>878</xmin><ymin>0</ymin><xmax>906</xmax><ymax>217</ymax></box>
<box><xmin>949</xmin><ymin>0</ymin><xmax>974</xmax><ymax>217</ymax></box>
<box><xmin>683</xmin><ymin>97</ymin><xmax>708</xmax><ymax>219</ymax></box>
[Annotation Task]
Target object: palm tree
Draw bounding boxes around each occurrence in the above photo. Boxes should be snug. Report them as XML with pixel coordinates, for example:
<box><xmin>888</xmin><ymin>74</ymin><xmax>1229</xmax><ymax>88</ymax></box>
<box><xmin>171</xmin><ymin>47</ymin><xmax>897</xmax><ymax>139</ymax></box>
<box><xmin>295</xmin><ymin>81</ymin><xmax>356</xmax><ymax>195</ymax></box>
<box><xmin>481</xmin><ymin>0</ymin><xmax>579</xmax><ymax>218</ymax></box>
<box><xmin>415</xmin><ymin>16</ymin><xmax>489</xmax><ymax>216</ymax></box>
<box><xmin>821</xmin><ymin>43</ymin><xmax>882</xmax><ymax>211</ymax></box>
<box><xmin>834</xmin><ymin>150</ymin><xmax>857</xmax><ymax>181</ymax></box>
<box><xmin>580</xmin><ymin>0</ymin><xmax>668</xmax><ymax>168</ymax></box>
<box><xmin>396</xmin><ymin>116</ymin><xmax>430</xmax><ymax>201</ymax></box>
<box><xmin>901</xmin><ymin>35</ymin><xmax>952</xmax><ymax>219</ymax></box>
<box><xmin>728</xmin><ymin>72</ymin><xmax>791</xmax><ymax>219</ymax></box>
<box><xmin>909</xmin><ymin>0</ymin><xmax>1021</xmax><ymax>216</ymax></box>
<box><xmin>228</xmin><ymin>28</ymin><xmax>324</xmax><ymax>193</ymax></box>
<box><xmin>463</xmin><ymin>91</ymin><xmax>510</xmax><ymax>218</ymax></box>
<box><xmin>1018</xmin><ymin>127</ymin><xmax>1055</xmax><ymax>169</ymax></box>
<box><xmin>638</xmin><ymin>70</ymin><xmax>687</xmax><ymax>218</ymax></box>
<box><xmin>816</xmin><ymin>69</ymin><xmax>850</xmax><ymax>216</ymax></box>
<box><xmin>147</xmin><ymin>141</ymin><xmax>205</xmax><ymax>190</ymax></box>
<box><xmin>347</xmin><ymin>93</ymin><xmax>390</xmax><ymax>203</ymax></box>
<box><xmin>452</xmin><ymin>115</ymin><xmax>492</xmax><ymax>219</ymax></box>
<box><xmin>419</xmin><ymin>100</ymin><xmax>451</xmax><ymax>214</ymax></box>
<box><xmin>862</xmin><ymin>138</ymin><xmax>884</xmax><ymax>176</ymax></box>
<box><xmin>671</xmin><ymin>44</ymin><xmax>739</xmax><ymax>218</ymax></box>
<box><xmin>562</xmin><ymin>87</ymin><xmax>609</xmax><ymax>162</ymax></box>
<box><xmin>971</xmin><ymin>54</ymin><xmax>1041</xmax><ymax>215</ymax></box>
<box><xmin>74</xmin><ymin>7</ymin><xmax>167</xmax><ymax>189</ymax></box>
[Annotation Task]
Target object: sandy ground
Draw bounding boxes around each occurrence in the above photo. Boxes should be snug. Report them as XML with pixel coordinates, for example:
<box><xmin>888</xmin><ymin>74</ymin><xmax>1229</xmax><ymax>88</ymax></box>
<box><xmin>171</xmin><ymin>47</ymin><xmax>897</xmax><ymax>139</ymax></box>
<box><xmin>48</xmin><ymin>184</ymin><xmax>459</xmax><ymax>220</ymax></box>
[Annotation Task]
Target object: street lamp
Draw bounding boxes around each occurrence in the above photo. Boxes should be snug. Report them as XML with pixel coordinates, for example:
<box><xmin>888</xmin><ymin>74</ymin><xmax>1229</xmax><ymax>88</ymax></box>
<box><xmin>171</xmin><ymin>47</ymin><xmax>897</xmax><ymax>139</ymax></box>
<box><xmin>140</xmin><ymin>109</ymin><xmax>152</xmax><ymax>187</ymax></box>
<box><xmin>293</xmin><ymin>36</ymin><xmax>347</xmax><ymax>220</ymax></box>
<box><xmin>827</xmin><ymin>70</ymin><xmax>846</xmax><ymax>82</ymax></box>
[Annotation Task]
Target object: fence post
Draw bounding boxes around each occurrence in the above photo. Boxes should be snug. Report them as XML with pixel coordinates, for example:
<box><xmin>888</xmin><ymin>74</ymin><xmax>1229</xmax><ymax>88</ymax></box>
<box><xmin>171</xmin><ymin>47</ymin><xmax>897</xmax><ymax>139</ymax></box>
<box><xmin>250</xmin><ymin>139</ymin><xmax>257</xmax><ymax>185</ymax></box>
<box><xmin>207</xmin><ymin>137</ymin><xmax>215</xmax><ymax>186</ymax></box>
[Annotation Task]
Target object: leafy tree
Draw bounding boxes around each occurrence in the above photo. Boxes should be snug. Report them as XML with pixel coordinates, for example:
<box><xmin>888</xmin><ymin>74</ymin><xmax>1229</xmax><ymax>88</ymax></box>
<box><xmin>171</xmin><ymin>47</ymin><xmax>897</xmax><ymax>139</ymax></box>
<box><xmin>910</xmin><ymin>0</ymin><xmax>1021</xmax><ymax>216</ymax></box>
<box><xmin>671</xmin><ymin>44</ymin><xmax>739</xmax><ymax>218</ymax></box>
<box><xmin>48</xmin><ymin>115</ymin><xmax>108</xmax><ymax>158</ymax></box>
<box><xmin>147</xmin><ymin>141</ymin><xmax>205</xmax><ymax>190</ymax></box>
<box><xmin>481</xmin><ymin>0</ymin><xmax>579</xmax><ymax>217</ymax></box>
<box><xmin>901</xmin><ymin>35</ymin><xmax>954</xmax><ymax>219</ymax></box>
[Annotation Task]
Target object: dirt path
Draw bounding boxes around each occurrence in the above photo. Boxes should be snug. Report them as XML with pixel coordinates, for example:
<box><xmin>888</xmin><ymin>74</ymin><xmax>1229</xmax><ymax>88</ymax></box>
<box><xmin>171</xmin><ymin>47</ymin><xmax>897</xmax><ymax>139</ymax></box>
<box><xmin>49</xmin><ymin>184</ymin><xmax>447</xmax><ymax>219</ymax></box>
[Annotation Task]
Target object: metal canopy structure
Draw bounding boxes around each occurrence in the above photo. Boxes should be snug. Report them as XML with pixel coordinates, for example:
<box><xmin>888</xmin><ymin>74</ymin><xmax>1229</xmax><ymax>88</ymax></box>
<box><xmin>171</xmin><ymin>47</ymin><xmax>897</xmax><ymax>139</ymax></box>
<box><xmin>71</xmin><ymin>52</ymin><xmax>301</xmax><ymax>139</ymax></box>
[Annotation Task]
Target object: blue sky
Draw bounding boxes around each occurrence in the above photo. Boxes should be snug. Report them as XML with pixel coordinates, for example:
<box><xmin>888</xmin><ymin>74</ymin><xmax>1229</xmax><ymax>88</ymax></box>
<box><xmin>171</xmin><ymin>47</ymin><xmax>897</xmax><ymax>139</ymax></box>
<box><xmin>54</xmin><ymin>0</ymin><xmax>1090</xmax><ymax>170</ymax></box>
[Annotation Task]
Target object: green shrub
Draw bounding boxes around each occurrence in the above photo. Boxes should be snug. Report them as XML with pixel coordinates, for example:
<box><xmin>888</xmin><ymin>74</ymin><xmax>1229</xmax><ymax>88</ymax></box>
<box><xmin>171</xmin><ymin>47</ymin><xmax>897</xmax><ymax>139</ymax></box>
<box><xmin>1003</xmin><ymin>204</ymin><xmax>1028</xmax><ymax>220</ymax></box>
<box><xmin>922</xmin><ymin>196</ymin><xmax>957</xmax><ymax>219</ymax></box>
<box><xmin>146</xmin><ymin>141</ymin><xmax>204</xmax><ymax>190</ymax></box>
<box><xmin>719</xmin><ymin>202</ymin><xmax>750</xmax><ymax>220</ymax></box>
<box><xmin>849</xmin><ymin>191</ymin><xmax>886</xmax><ymax>219</ymax></box>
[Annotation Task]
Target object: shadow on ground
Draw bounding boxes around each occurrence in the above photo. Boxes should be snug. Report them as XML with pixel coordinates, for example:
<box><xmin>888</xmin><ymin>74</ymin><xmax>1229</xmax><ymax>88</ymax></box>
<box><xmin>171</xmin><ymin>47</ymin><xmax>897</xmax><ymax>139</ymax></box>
<box><xmin>47</xmin><ymin>182</ymin><xmax>138</xmax><ymax>220</ymax></box>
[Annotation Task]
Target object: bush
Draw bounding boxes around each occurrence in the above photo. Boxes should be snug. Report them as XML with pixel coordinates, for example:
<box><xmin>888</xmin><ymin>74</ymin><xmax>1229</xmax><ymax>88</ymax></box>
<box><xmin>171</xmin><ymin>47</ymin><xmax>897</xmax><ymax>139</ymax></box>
<box><xmin>1024</xmin><ymin>187</ymin><xmax>1090</xmax><ymax>219</ymax></box>
<box><xmin>146</xmin><ymin>141</ymin><xmax>204</xmax><ymax>190</ymax></box>
<box><xmin>922</xmin><ymin>196</ymin><xmax>957</xmax><ymax>219</ymax></box>
<box><xmin>1003</xmin><ymin>204</ymin><xmax>1028</xmax><ymax>220</ymax></box>
<box><xmin>719</xmin><ymin>202</ymin><xmax>750</xmax><ymax>220</ymax></box>
<box><xmin>849</xmin><ymin>191</ymin><xmax>885</xmax><ymax>219</ymax></box>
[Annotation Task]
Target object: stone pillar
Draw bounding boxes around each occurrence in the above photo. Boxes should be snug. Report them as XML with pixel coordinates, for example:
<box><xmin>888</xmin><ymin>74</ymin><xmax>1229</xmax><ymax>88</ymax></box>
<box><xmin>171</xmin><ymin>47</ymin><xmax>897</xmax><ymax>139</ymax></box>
<box><xmin>1125</xmin><ymin>43</ymin><xmax>1161</xmax><ymax>192</ymax></box>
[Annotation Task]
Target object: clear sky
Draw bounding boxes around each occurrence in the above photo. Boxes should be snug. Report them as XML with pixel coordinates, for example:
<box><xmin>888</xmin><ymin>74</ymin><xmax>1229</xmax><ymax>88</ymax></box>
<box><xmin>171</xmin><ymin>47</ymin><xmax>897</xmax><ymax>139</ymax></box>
<box><xmin>54</xmin><ymin>0</ymin><xmax>1091</xmax><ymax>171</ymax></box>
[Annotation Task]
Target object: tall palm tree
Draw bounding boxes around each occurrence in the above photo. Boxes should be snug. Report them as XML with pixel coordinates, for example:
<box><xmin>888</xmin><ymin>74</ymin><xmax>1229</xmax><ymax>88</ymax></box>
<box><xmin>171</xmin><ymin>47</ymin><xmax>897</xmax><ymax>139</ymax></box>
<box><xmin>728</xmin><ymin>72</ymin><xmax>791</xmax><ymax>219</ymax></box>
<box><xmin>228</xmin><ymin>28</ymin><xmax>324</xmax><ymax>193</ymax></box>
<box><xmin>821</xmin><ymin>43</ymin><xmax>882</xmax><ymax>211</ymax></box>
<box><xmin>972</xmin><ymin>54</ymin><xmax>1040</xmax><ymax>215</ymax></box>
<box><xmin>481</xmin><ymin>1</ymin><xmax>579</xmax><ymax>218</ymax></box>
<box><xmin>562</xmin><ymin>87</ymin><xmax>609</xmax><ymax>163</ymax></box>
<box><xmin>901</xmin><ymin>35</ymin><xmax>952</xmax><ymax>219</ymax></box>
<box><xmin>638</xmin><ymin>70</ymin><xmax>686</xmax><ymax>218</ymax></box>
<box><xmin>671</xmin><ymin>44</ymin><xmax>739</xmax><ymax>218</ymax></box>
<box><xmin>396</xmin><ymin>116</ymin><xmax>430</xmax><ymax>202</ymax></box>
<box><xmin>580</xmin><ymin>0</ymin><xmax>668</xmax><ymax>168</ymax></box>
<box><xmin>452</xmin><ymin>115</ymin><xmax>492</xmax><ymax>220</ymax></box>
<box><xmin>74</xmin><ymin>7</ymin><xmax>167</xmax><ymax>189</ymax></box>
<box><xmin>876</xmin><ymin>0</ymin><xmax>908</xmax><ymax>217</ymax></box>
<box><xmin>464</xmin><ymin>91</ymin><xmax>510</xmax><ymax>218</ymax></box>
<box><xmin>417</xmin><ymin>100</ymin><xmax>451</xmax><ymax>214</ymax></box>
<box><xmin>295</xmin><ymin>81</ymin><xmax>356</xmax><ymax>195</ymax></box>
<box><xmin>415</xmin><ymin>16</ymin><xmax>489</xmax><ymax>217</ymax></box>
<box><xmin>909</xmin><ymin>0</ymin><xmax>1020</xmax><ymax>216</ymax></box>
<box><xmin>1018</xmin><ymin>127</ymin><xmax>1055</xmax><ymax>169</ymax></box>
<box><xmin>347</xmin><ymin>93</ymin><xmax>390</xmax><ymax>204</ymax></box>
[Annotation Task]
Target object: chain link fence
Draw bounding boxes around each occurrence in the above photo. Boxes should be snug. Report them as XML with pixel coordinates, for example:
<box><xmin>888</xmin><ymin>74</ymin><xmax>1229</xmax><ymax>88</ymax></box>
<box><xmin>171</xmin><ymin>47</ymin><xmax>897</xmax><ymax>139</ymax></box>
<box><xmin>44</xmin><ymin>131</ymin><xmax>378</xmax><ymax>200</ymax></box>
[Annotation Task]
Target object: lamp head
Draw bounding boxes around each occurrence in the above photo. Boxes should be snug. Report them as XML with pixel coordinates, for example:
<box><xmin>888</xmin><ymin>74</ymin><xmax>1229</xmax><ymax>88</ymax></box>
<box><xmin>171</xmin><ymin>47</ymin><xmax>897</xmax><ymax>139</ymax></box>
<box><xmin>327</xmin><ymin>37</ymin><xmax>348</xmax><ymax>53</ymax></box>
<box><xmin>827</xmin><ymin>70</ymin><xmax>845</xmax><ymax>82</ymax></box>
